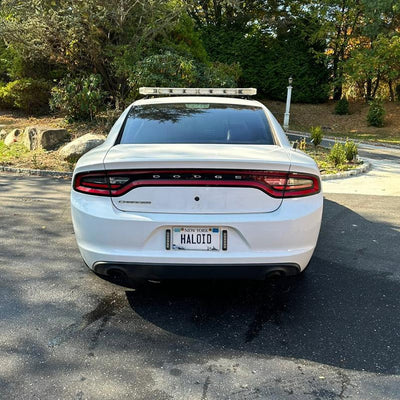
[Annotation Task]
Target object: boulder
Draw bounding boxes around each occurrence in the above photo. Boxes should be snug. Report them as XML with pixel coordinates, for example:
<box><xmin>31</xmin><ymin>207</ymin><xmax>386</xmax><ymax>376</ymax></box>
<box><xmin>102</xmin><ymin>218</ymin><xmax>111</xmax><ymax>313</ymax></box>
<box><xmin>0</xmin><ymin>129</ymin><xmax>7</xmax><ymax>141</ymax></box>
<box><xmin>22</xmin><ymin>127</ymin><xmax>39</xmax><ymax>150</ymax></box>
<box><xmin>21</xmin><ymin>127</ymin><xmax>70</xmax><ymax>150</ymax></box>
<box><xmin>4</xmin><ymin>129</ymin><xmax>22</xmax><ymax>146</ymax></box>
<box><xmin>60</xmin><ymin>134</ymin><xmax>106</xmax><ymax>162</ymax></box>
<box><xmin>40</xmin><ymin>128</ymin><xmax>70</xmax><ymax>150</ymax></box>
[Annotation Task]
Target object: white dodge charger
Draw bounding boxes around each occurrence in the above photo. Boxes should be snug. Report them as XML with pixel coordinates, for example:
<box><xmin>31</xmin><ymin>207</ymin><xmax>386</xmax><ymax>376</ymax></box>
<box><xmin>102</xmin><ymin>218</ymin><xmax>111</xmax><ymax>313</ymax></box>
<box><xmin>71</xmin><ymin>88</ymin><xmax>323</xmax><ymax>281</ymax></box>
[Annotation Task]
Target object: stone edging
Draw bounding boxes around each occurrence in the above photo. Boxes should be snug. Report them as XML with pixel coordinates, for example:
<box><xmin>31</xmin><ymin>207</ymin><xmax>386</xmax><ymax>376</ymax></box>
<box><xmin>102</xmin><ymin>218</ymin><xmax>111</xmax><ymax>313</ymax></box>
<box><xmin>0</xmin><ymin>165</ymin><xmax>72</xmax><ymax>178</ymax></box>
<box><xmin>1</xmin><ymin>160</ymin><xmax>371</xmax><ymax>181</ymax></box>
<box><xmin>320</xmin><ymin>158</ymin><xmax>371</xmax><ymax>181</ymax></box>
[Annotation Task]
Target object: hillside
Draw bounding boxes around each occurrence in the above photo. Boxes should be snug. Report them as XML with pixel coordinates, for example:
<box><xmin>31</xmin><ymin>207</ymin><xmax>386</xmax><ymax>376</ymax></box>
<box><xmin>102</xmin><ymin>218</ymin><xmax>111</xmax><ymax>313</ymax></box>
<box><xmin>263</xmin><ymin>100</ymin><xmax>400</xmax><ymax>144</ymax></box>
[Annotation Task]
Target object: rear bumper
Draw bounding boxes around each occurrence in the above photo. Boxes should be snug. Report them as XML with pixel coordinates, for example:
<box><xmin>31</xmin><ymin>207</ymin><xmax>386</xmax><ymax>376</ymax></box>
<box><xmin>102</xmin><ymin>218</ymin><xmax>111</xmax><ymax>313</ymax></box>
<box><xmin>71</xmin><ymin>191</ymin><xmax>323</xmax><ymax>274</ymax></box>
<box><xmin>93</xmin><ymin>261</ymin><xmax>301</xmax><ymax>280</ymax></box>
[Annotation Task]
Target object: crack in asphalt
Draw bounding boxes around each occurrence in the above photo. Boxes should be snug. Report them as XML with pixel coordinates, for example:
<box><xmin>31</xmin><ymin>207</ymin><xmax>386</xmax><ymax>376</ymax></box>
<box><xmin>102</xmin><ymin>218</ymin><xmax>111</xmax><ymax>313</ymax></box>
<box><xmin>337</xmin><ymin>370</ymin><xmax>351</xmax><ymax>399</ymax></box>
<box><xmin>201</xmin><ymin>376</ymin><xmax>211</xmax><ymax>400</ymax></box>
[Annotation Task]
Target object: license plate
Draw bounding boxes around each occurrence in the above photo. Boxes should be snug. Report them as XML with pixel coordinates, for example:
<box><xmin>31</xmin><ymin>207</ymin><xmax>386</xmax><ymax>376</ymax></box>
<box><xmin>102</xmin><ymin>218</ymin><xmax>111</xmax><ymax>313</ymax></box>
<box><xmin>172</xmin><ymin>227</ymin><xmax>221</xmax><ymax>251</ymax></box>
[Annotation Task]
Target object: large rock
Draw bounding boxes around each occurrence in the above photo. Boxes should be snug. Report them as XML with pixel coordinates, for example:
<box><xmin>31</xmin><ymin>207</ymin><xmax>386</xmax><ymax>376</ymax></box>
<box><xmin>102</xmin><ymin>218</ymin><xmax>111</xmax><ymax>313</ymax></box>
<box><xmin>60</xmin><ymin>134</ymin><xmax>106</xmax><ymax>162</ymax></box>
<box><xmin>4</xmin><ymin>129</ymin><xmax>22</xmax><ymax>146</ymax></box>
<box><xmin>21</xmin><ymin>127</ymin><xmax>70</xmax><ymax>150</ymax></box>
<box><xmin>22</xmin><ymin>127</ymin><xmax>39</xmax><ymax>150</ymax></box>
<box><xmin>40</xmin><ymin>128</ymin><xmax>70</xmax><ymax>150</ymax></box>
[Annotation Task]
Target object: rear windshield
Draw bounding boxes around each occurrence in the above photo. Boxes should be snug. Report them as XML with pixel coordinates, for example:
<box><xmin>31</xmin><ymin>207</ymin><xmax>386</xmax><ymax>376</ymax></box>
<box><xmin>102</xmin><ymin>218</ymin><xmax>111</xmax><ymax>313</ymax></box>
<box><xmin>118</xmin><ymin>103</ymin><xmax>274</xmax><ymax>145</ymax></box>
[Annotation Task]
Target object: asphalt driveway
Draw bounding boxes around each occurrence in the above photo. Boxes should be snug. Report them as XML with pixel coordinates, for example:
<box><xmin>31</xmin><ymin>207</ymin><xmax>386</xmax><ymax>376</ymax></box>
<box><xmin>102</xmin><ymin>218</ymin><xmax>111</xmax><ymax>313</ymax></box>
<box><xmin>0</xmin><ymin>159</ymin><xmax>399</xmax><ymax>399</ymax></box>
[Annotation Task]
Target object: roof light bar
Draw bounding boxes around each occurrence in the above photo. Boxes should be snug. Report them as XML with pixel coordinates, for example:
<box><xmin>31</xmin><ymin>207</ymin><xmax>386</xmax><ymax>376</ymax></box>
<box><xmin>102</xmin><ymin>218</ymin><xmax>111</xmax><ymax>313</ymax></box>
<box><xmin>139</xmin><ymin>87</ymin><xmax>257</xmax><ymax>96</ymax></box>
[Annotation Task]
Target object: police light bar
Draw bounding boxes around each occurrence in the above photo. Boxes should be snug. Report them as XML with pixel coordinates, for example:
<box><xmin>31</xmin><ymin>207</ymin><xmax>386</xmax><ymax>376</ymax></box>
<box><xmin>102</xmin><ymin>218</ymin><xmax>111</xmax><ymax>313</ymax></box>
<box><xmin>139</xmin><ymin>87</ymin><xmax>257</xmax><ymax>96</ymax></box>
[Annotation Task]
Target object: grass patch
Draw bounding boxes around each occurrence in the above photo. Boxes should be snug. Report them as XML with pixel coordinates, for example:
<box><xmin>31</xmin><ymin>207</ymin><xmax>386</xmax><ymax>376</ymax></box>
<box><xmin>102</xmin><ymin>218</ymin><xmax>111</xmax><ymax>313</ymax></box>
<box><xmin>0</xmin><ymin>140</ymin><xmax>71</xmax><ymax>171</ymax></box>
<box><xmin>0</xmin><ymin>141</ymin><xmax>29</xmax><ymax>161</ymax></box>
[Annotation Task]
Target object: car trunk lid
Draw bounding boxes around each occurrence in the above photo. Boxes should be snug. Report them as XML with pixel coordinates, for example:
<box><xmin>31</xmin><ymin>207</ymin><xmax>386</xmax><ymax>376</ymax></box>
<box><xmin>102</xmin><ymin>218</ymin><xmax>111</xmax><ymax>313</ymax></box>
<box><xmin>104</xmin><ymin>144</ymin><xmax>291</xmax><ymax>214</ymax></box>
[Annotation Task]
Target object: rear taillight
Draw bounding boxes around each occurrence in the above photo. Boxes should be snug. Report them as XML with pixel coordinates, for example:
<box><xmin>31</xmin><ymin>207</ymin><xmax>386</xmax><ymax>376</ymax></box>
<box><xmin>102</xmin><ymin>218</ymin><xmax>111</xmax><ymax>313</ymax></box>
<box><xmin>282</xmin><ymin>173</ymin><xmax>321</xmax><ymax>198</ymax></box>
<box><xmin>73</xmin><ymin>170</ymin><xmax>320</xmax><ymax>198</ymax></box>
<box><xmin>74</xmin><ymin>173</ymin><xmax>110</xmax><ymax>195</ymax></box>
<box><xmin>246</xmin><ymin>172</ymin><xmax>320</xmax><ymax>197</ymax></box>
<box><xmin>73</xmin><ymin>172</ymin><xmax>130</xmax><ymax>196</ymax></box>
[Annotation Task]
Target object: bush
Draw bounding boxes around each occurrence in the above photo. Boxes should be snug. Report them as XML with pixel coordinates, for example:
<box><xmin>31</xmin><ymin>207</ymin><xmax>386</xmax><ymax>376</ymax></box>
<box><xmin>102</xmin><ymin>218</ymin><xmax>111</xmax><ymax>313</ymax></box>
<box><xmin>130</xmin><ymin>52</ymin><xmax>199</xmax><ymax>90</ymax></box>
<box><xmin>50</xmin><ymin>74</ymin><xmax>106</xmax><ymax>121</ymax></box>
<box><xmin>335</xmin><ymin>97</ymin><xmax>349</xmax><ymax>115</ymax></box>
<box><xmin>367</xmin><ymin>99</ymin><xmax>385</xmax><ymax>127</ymax></box>
<box><xmin>201</xmin><ymin>61</ymin><xmax>241</xmax><ymax>87</ymax></box>
<box><xmin>329</xmin><ymin>142</ymin><xmax>346</xmax><ymax>166</ymax></box>
<box><xmin>128</xmin><ymin>51</ymin><xmax>240</xmax><ymax>99</ymax></box>
<box><xmin>95</xmin><ymin>108</ymin><xmax>123</xmax><ymax>132</ymax></box>
<box><xmin>0</xmin><ymin>81</ymin><xmax>13</xmax><ymax>109</ymax></box>
<box><xmin>310</xmin><ymin>126</ymin><xmax>323</xmax><ymax>147</ymax></box>
<box><xmin>344</xmin><ymin>139</ymin><xmax>358</xmax><ymax>162</ymax></box>
<box><xmin>0</xmin><ymin>78</ymin><xmax>51</xmax><ymax>113</ymax></box>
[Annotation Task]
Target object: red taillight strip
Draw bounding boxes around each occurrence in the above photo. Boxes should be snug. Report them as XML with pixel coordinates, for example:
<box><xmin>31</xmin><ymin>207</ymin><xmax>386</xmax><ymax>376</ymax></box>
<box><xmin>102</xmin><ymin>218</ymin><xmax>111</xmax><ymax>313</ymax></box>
<box><xmin>75</xmin><ymin>186</ymin><xmax>110</xmax><ymax>195</ymax></box>
<box><xmin>73</xmin><ymin>169</ymin><xmax>321</xmax><ymax>198</ymax></box>
<box><xmin>109</xmin><ymin>179</ymin><xmax>287</xmax><ymax>197</ymax></box>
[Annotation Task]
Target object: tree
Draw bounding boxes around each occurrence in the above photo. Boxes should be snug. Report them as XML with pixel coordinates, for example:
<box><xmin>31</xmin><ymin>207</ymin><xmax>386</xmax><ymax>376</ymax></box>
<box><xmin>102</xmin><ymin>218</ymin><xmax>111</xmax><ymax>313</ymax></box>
<box><xmin>351</xmin><ymin>0</ymin><xmax>400</xmax><ymax>100</ymax></box>
<box><xmin>316</xmin><ymin>0</ymin><xmax>400</xmax><ymax>101</ymax></box>
<box><xmin>191</xmin><ymin>1</ymin><xmax>330</xmax><ymax>102</ymax></box>
<box><xmin>186</xmin><ymin>0</ymin><xmax>267</xmax><ymax>28</ymax></box>
<box><xmin>312</xmin><ymin>0</ymin><xmax>362</xmax><ymax>100</ymax></box>
<box><xmin>0</xmin><ymin>0</ymin><xmax>187</xmax><ymax>99</ymax></box>
<box><xmin>345</xmin><ymin>34</ymin><xmax>400</xmax><ymax>101</ymax></box>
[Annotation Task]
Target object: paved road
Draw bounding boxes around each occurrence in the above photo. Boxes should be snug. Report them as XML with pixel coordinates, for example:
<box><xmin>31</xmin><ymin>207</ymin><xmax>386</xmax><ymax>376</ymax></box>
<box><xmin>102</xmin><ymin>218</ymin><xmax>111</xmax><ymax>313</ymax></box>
<box><xmin>1</xmin><ymin>155</ymin><xmax>399</xmax><ymax>399</ymax></box>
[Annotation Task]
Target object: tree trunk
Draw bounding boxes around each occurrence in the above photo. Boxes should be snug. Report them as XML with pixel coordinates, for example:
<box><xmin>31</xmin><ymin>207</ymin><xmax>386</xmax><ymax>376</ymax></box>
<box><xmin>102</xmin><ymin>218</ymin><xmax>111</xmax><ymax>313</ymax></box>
<box><xmin>333</xmin><ymin>84</ymin><xmax>342</xmax><ymax>101</ymax></box>
<box><xmin>388</xmin><ymin>80</ymin><xmax>394</xmax><ymax>101</ymax></box>
<box><xmin>332</xmin><ymin>55</ymin><xmax>342</xmax><ymax>100</ymax></box>
<box><xmin>366</xmin><ymin>78</ymin><xmax>372</xmax><ymax>101</ymax></box>
<box><xmin>372</xmin><ymin>74</ymin><xmax>380</xmax><ymax>98</ymax></box>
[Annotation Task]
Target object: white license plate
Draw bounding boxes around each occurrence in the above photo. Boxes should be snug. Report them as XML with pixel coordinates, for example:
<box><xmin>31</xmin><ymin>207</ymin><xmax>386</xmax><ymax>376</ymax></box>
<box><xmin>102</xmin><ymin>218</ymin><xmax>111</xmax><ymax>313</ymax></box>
<box><xmin>172</xmin><ymin>227</ymin><xmax>221</xmax><ymax>251</ymax></box>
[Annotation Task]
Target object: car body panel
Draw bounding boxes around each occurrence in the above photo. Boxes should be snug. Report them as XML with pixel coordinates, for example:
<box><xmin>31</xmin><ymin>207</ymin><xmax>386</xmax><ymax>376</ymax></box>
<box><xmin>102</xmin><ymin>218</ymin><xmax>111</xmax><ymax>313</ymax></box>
<box><xmin>71</xmin><ymin>190</ymin><xmax>323</xmax><ymax>270</ymax></box>
<box><xmin>71</xmin><ymin>94</ymin><xmax>323</xmax><ymax>279</ymax></box>
<box><xmin>103</xmin><ymin>143</ymin><xmax>291</xmax><ymax>214</ymax></box>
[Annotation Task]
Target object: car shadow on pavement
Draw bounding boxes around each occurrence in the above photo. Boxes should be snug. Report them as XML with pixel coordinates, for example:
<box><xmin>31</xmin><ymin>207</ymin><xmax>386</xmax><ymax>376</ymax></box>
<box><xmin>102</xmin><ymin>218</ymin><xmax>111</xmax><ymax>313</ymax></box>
<box><xmin>124</xmin><ymin>198</ymin><xmax>400</xmax><ymax>376</ymax></box>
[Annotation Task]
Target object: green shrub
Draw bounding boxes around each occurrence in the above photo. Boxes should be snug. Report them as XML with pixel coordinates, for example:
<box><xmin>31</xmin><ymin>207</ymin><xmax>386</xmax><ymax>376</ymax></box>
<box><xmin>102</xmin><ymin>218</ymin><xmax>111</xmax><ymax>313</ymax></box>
<box><xmin>367</xmin><ymin>99</ymin><xmax>385</xmax><ymax>127</ymax></box>
<box><xmin>129</xmin><ymin>51</ymin><xmax>240</xmax><ymax>99</ymax></box>
<box><xmin>95</xmin><ymin>108</ymin><xmax>123</xmax><ymax>132</ymax></box>
<box><xmin>130</xmin><ymin>52</ymin><xmax>199</xmax><ymax>90</ymax></box>
<box><xmin>201</xmin><ymin>61</ymin><xmax>241</xmax><ymax>88</ymax></box>
<box><xmin>0</xmin><ymin>81</ymin><xmax>13</xmax><ymax>109</ymax></box>
<box><xmin>335</xmin><ymin>97</ymin><xmax>349</xmax><ymax>115</ymax></box>
<box><xmin>0</xmin><ymin>78</ymin><xmax>51</xmax><ymax>113</ymax></box>
<box><xmin>310</xmin><ymin>126</ymin><xmax>323</xmax><ymax>147</ymax></box>
<box><xmin>329</xmin><ymin>142</ymin><xmax>346</xmax><ymax>166</ymax></box>
<box><xmin>344</xmin><ymin>139</ymin><xmax>358</xmax><ymax>162</ymax></box>
<box><xmin>50</xmin><ymin>74</ymin><xmax>106</xmax><ymax>121</ymax></box>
